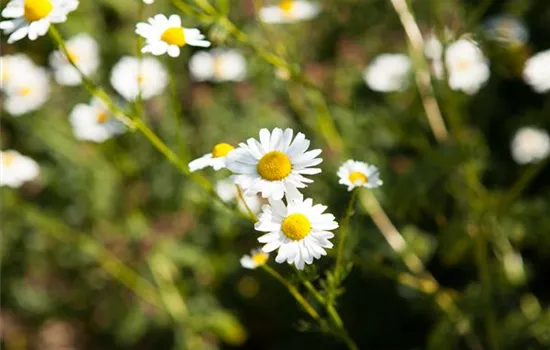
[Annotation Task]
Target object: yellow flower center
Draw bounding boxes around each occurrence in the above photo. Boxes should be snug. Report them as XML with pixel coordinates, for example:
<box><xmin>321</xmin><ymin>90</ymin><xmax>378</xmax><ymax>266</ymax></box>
<box><xmin>251</xmin><ymin>252</ymin><xmax>269</xmax><ymax>266</ymax></box>
<box><xmin>348</xmin><ymin>171</ymin><xmax>367</xmax><ymax>185</ymax></box>
<box><xmin>455</xmin><ymin>58</ymin><xmax>472</xmax><ymax>72</ymax></box>
<box><xmin>2</xmin><ymin>152</ymin><xmax>17</xmax><ymax>168</ymax></box>
<box><xmin>96</xmin><ymin>111</ymin><xmax>109</xmax><ymax>124</ymax></box>
<box><xmin>281</xmin><ymin>213</ymin><xmax>311</xmax><ymax>241</ymax></box>
<box><xmin>279</xmin><ymin>0</ymin><xmax>294</xmax><ymax>13</ymax></box>
<box><xmin>257</xmin><ymin>151</ymin><xmax>292</xmax><ymax>181</ymax></box>
<box><xmin>24</xmin><ymin>0</ymin><xmax>53</xmax><ymax>22</ymax></box>
<box><xmin>67</xmin><ymin>50</ymin><xmax>79</xmax><ymax>63</ymax></box>
<box><xmin>18</xmin><ymin>87</ymin><xmax>32</xmax><ymax>96</ymax></box>
<box><xmin>161</xmin><ymin>27</ymin><xmax>186</xmax><ymax>47</ymax></box>
<box><xmin>214</xmin><ymin>56</ymin><xmax>224</xmax><ymax>78</ymax></box>
<box><xmin>211</xmin><ymin>143</ymin><xmax>234</xmax><ymax>158</ymax></box>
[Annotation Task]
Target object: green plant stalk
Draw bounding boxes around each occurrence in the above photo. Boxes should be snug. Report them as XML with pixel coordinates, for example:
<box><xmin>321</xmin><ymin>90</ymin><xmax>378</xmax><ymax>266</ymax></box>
<box><xmin>235</xmin><ymin>185</ymin><xmax>259</xmax><ymax>222</ymax></box>
<box><xmin>335</xmin><ymin>189</ymin><xmax>358</xmax><ymax>271</ymax></box>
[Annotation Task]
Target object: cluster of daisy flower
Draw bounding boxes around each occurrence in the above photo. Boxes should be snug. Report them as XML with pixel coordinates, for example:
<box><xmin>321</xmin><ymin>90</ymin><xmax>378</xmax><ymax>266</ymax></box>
<box><xmin>188</xmin><ymin>128</ymin><xmax>382</xmax><ymax>270</ymax></box>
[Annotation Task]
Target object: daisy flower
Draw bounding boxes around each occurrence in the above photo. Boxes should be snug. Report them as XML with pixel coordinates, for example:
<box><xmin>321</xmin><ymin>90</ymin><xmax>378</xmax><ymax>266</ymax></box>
<box><xmin>0</xmin><ymin>0</ymin><xmax>79</xmax><ymax>43</ymax></box>
<box><xmin>240</xmin><ymin>248</ymin><xmax>269</xmax><ymax>269</ymax></box>
<box><xmin>69</xmin><ymin>97</ymin><xmax>125</xmax><ymax>143</ymax></box>
<box><xmin>445</xmin><ymin>39</ymin><xmax>490</xmax><ymax>95</ymax></box>
<box><xmin>110</xmin><ymin>56</ymin><xmax>168</xmax><ymax>101</ymax></box>
<box><xmin>135</xmin><ymin>14</ymin><xmax>210</xmax><ymax>58</ymax></box>
<box><xmin>226</xmin><ymin>128</ymin><xmax>322</xmax><ymax>200</ymax></box>
<box><xmin>510</xmin><ymin>126</ymin><xmax>550</xmax><ymax>164</ymax></box>
<box><xmin>1</xmin><ymin>150</ymin><xmax>40</xmax><ymax>188</ymax></box>
<box><xmin>3</xmin><ymin>64</ymin><xmax>50</xmax><ymax>116</ymax></box>
<box><xmin>255</xmin><ymin>197</ymin><xmax>338</xmax><ymax>270</ymax></box>
<box><xmin>189</xmin><ymin>49</ymin><xmax>247</xmax><ymax>82</ymax></box>
<box><xmin>1</xmin><ymin>53</ymin><xmax>36</xmax><ymax>89</ymax></box>
<box><xmin>49</xmin><ymin>33</ymin><xmax>99</xmax><ymax>86</ymax></box>
<box><xmin>523</xmin><ymin>49</ymin><xmax>550</xmax><ymax>93</ymax></box>
<box><xmin>363</xmin><ymin>54</ymin><xmax>411</xmax><ymax>92</ymax></box>
<box><xmin>337</xmin><ymin>160</ymin><xmax>383</xmax><ymax>191</ymax></box>
<box><xmin>189</xmin><ymin>142</ymin><xmax>235</xmax><ymax>172</ymax></box>
<box><xmin>216</xmin><ymin>179</ymin><xmax>262</xmax><ymax>215</ymax></box>
<box><xmin>259</xmin><ymin>0</ymin><xmax>320</xmax><ymax>24</ymax></box>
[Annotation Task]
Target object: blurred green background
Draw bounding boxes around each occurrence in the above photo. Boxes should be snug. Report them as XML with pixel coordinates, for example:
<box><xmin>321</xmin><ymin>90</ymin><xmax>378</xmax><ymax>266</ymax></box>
<box><xmin>2</xmin><ymin>0</ymin><xmax>550</xmax><ymax>349</ymax></box>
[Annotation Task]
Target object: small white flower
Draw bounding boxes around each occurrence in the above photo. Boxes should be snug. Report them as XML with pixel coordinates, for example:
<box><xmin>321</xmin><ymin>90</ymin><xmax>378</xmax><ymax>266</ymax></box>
<box><xmin>337</xmin><ymin>160</ymin><xmax>383</xmax><ymax>191</ymax></box>
<box><xmin>142</xmin><ymin>0</ymin><xmax>154</xmax><ymax>3</ymax></box>
<box><xmin>0</xmin><ymin>0</ymin><xmax>79</xmax><ymax>43</ymax></box>
<box><xmin>445</xmin><ymin>39</ymin><xmax>490</xmax><ymax>95</ymax></box>
<box><xmin>510</xmin><ymin>126</ymin><xmax>550</xmax><ymax>164</ymax></box>
<box><xmin>1</xmin><ymin>150</ymin><xmax>40</xmax><ymax>188</ymax></box>
<box><xmin>3</xmin><ymin>64</ymin><xmax>50</xmax><ymax>116</ymax></box>
<box><xmin>189</xmin><ymin>49</ymin><xmax>247</xmax><ymax>82</ymax></box>
<box><xmin>136</xmin><ymin>14</ymin><xmax>210</xmax><ymax>58</ymax></box>
<box><xmin>216</xmin><ymin>179</ymin><xmax>262</xmax><ymax>215</ymax></box>
<box><xmin>523</xmin><ymin>49</ymin><xmax>550</xmax><ymax>93</ymax></box>
<box><xmin>49</xmin><ymin>33</ymin><xmax>99</xmax><ymax>86</ymax></box>
<box><xmin>240</xmin><ymin>248</ymin><xmax>269</xmax><ymax>269</ymax></box>
<box><xmin>255</xmin><ymin>197</ymin><xmax>338</xmax><ymax>270</ymax></box>
<box><xmin>424</xmin><ymin>34</ymin><xmax>444</xmax><ymax>80</ymax></box>
<box><xmin>110</xmin><ymin>56</ymin><xmax>168</xmax><ymax>101</ymax></box>
<box><xmin>1</xmin><ymin>53</ymin><xmax>36</xmax><ymax>89</ymax></box>
<box><xmin>189</xmin><ymin>143</ymin><xmax>235</xmax><ymax>172</ymax></box>
<box><xmin>259</xmin><ymin>0</ymin><xmax>320</xmax><ymax>24</ymax></box>
<box><xmin>69</xmin><ymin>97</ymin><xmax>124</xmax><ymax>143</ymax></box>
<box><xmin>363</xmin><ymin>54</ymin><xmax>411</xmax><ymax>92</ymax></box>
<box><xmin>226</xmin><ymin>128</ymin><xmax>322</xmax><ymax>200</ymax></box>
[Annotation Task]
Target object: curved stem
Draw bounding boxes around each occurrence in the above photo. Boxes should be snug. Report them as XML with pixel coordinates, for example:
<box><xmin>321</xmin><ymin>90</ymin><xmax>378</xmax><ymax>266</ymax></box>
<box><xmin>235</xmin><ymin>185</ymin><xmax>258</xmax><ymax>222</ymax></box>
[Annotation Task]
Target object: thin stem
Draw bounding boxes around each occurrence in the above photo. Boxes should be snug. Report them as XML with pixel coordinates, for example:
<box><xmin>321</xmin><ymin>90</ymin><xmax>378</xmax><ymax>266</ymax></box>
<box><xmin>500</xmin><ymin>160</ymin><xmax>548</xmax><ymax>211</ymax></box>
<box><xmin>335</xmin><ymin>189</ymin><xmax>358</xmax><ymax>271</ymax></box>
<box><xmin>235</xmin><ymin>185</ymin><xmax>258</xmax><ymax>222</ymax></box>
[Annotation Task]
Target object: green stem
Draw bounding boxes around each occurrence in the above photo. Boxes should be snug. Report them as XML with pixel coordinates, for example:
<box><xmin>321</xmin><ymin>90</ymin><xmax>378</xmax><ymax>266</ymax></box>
<box><xmin>235</xmin><ymin>185</ymin><xmax>258</xmax><ymax>222</ymax></box>
<box><xmin>500</xmin><ymin>160</ymin><xmax>548</xmax><ymax>211</ymax></box>
<box><xmin>335</xmin><ymin>190</ymin><xmax>358</xmax><ymax>271</ymax></box>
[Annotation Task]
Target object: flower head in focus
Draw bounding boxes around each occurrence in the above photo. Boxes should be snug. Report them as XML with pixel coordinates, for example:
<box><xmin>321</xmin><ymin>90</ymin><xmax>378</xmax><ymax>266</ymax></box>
<box><xmin>259</xmin><ymin>0</ymin><xmax>320</xmax><ymax>24</ymax></box>
<box><xmin>255</xmin><ymin>197</ymin><xmax>337</xmax><ymax>270</ymax></box>
<box><xmin>510</xmin><ymin>126</ymin><xmax>550</xmax><ymax>164</ymax></box>
<box><xmin>337</xmin><ymin>160</ymin><xmax>382</xmax><ymax>191</ymax></box>
<box><xmin>1</xmin><ymin>150</ymin><xmax>40</xmax><ymax>188</ymax></box>
<box><xmin>0</xmin><ymin>0</ymin><xmax>79</xmax><ymax>43</ymax></box>
<box><xmin>523</xmin><ymin>49</ymin><xmax>550</xmax><ymax>93</ymax></box>
<box><xmin>445</xmin><ymin>39</ymin><xmax>490</xmax><ymax>95</ymax></box>
<box><xmin>226</xmin><ymin>128</ymin><xmax>322</xmax><ymax>200</ymax></box>
<box><xmin>136</xmin><ymin>14</ymin><xmax>210</xmax><ymax>58</ymax></box>
<box><xmin>189</xmin><ymin>49</ymin><xmax>247</xmax><ymax>82</ymax></box>
<box><xmin>216</xmin><ymin>179</ymin><xmax>262</xmax><ymax>215</ymax></box>
<box><xmin>110</xmin><ymin>56</ymin><xmax>168</xmax><ymax>101</ymax></box>
<box><xmin>363</xmin><ymin>54</ymin><xmax>411</xmax><ymax>92</ymax></box>
<box><xmin>69</xmin><ymin>97</ymin><xmax>125</xmax><ymax>143</ymax></box>
<box><xmin>189</xmin><ymin>143</ymin><xmax>236</xmax><ymax>172</ymax></box>
<box><xmin>49</xmin><ymin>33</ymin><xmax>99</xmax><ymax>86</ymax></box>
<box><xmin>3</xmin><ymin>62</ymin><xmax>50</xmax><ymax>116</ymax></box>
<box><xmin>240</xmin><ymin>249</ymin><xmax>269</xmax><ymax>269</ymax></box>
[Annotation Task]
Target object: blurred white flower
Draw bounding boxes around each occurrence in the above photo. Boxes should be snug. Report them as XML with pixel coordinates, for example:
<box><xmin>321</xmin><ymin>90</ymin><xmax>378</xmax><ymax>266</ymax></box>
<box><xmin>259</xmin><ymin>0</ymin><xmax>320</xmax><ymax>24</ymax></box>
<box><xmin>255</xmin><ymin>197</ymin><xmax>337</xmax><ymax>270</ymax></box>
<box><xmin>226</xmin><ymin>128</ymin><xmax>322</xmax><ymax>200</ymax></box>
<box><xmin>189</xmin><ymin>143</ymin><xmax>235</xmax><ymax>172</ymax></box>
<box><xmin>1</xmin><ymin>150</ymin><xmax>40</xmax><ymax>188</ymax></box>
<box><xmin>136</xmin><ymin>14</ymin><xmax>210</xmax><ymax>58</ymax></box>
<box><xmin>69</xmin><ymin>97</ymin><xmax>125</xmax><ymax>143</ymax></box>
<box><xmin>142</xmin><ymin>0</ymin><xmax>154</xmax><ymax>3</ymax></box>
<box><xmin>110</xmin><ymin>56</ymin><xmax>167</xmax><ymax>101</ymax></box>
<box><xmin>503</xmin><ymin>252</ymin><xmax>526</xmax><ymax>285</ymax></box>
<box><xmin>511</xmin><ymin>126</ymin><xmax>550</xmax><ymax>164</ymax></box>
<box><xmin>445</xmin><ymin>39</ymin><xmax>490</xmax><ymax>95</ymax></box>
<box><xmin>49</xmin><ymin>33</ymin><xmax>99</xmax><ymax>86</ymax></box>
<box><xmin>3</xmin><ymin>64</ymin><xmax>50</xmax><ymax>116</ymax></box>
<box><xmin>1</xmin><ymin>53</ymin><xmax>36</xmax><ymax>89</ymax></box>
<box><xmin>484</xmin><ymin>15</ymin><xmax>528</xmax><ymax>45</ymax></box>
<box><xmin>363</xmin><ymin>53</ymin><xmax>411</xmax><ymax>92</ymax></box>
<box><xmin>189</xmin><ymin>49</ymin><xmax>247</xmax><ymax>82</ymax></box>
<box><xmin>337</xmin><ymin>160</ymin><xmax>382</xmax><ymax>191</ymax></box>
<box><xmin>216</xmin><ymin>179</ymin><xmax>262</xmax><ymax>215</ymax></box>
<box><xmin>523</xmin><ymin>49</ymin><xmax>550</xmax><ymax>93</ymax></box>
<box><xmin>424</xmin><ymin>34</ymin><xmax>444</xmax><ymax>80</ymax></box>
<box><xmin>0</xmin><ymin>0</ymin><xmax>79</xmax><ymax>43</ymax></box>
<box><xmin>240</xmin><ymin>248</ymin><xmax>269</xmax><ymax>269</ymax></box>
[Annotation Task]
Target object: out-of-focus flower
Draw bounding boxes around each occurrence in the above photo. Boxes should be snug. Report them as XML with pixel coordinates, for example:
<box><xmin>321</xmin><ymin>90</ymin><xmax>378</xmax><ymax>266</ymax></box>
<box><xmin>255</xmin><ymin>197</ymin><xmax>337</xmax><ymax>270</ymax></box>
<box><xmin>0</xmin><ymin>0</ymin><xmax>79</xmax><ymax>43</ymax></box>
<box><xmin>3</xmin><ymin>64</ymin><xmax>50</xmax><ymax>116</ymax></box>
<box><xmin>1</xmin><ymin>54</ymin><xmax>36</xmax><ymax>89</ymax></box>
<box><xmin>142</xmin><ymin>0</ymin><xmax>154</xmax><ymax>3</ymax></box>
<box><xmin>216</xmin><ymin>179</ymin><xmax>262</xmax><ymax>215</ymax></box>
<box><xmin>136</xmin><ymin>14</ymin><xmax>210</xmax><ymax>58</ymax></box>
<box><xmin>69</xmin><ymin>97</ymin><xmax>124</xmax><ymax>143</ymax></box>
<box><xmin>337</xmin><ymin>160</ymin><xmax>382</xmax><ymax>191</ymax></box>
<box><xmin>484</xmin><ymin>15</ymin><xmax>528</xmax><ymax>46</ymax></box>
<box><xmin>510</xmin><ymin>126</ymin><xmax>550</xmax><ymax>164</ymax></box>
<box><xmin>240</xmin><ymin>248</ymin><xmax>269</xmax><ymax>269</ymax></box>
<box><xmin>523</xmin><ymin>49</ymin><xmax>550</xmax><ymax>93</ymax></box>
<box><xmin>189</xmin><ymin>49</ymin><xmax>247</xmax><ymax>82</ymax></box>
<box><xmin>110</xmin><ymin>56</ymin><xmax>167</xmax><ymax>101</ymax></box>
<box><xmin>259</xmin><ymin>0</ymin><xmax>320</xmax><ymax>24</ymax></box>
<box><xmin>49</xmin><ymin>33</ymin><xmax>99</xmax><ymax>86</ymax></box>
<box><xmin>363</xmin><ymin>54</ymin><xmax>411</xmax><ymax>92</ymax></box>
<box><xmin>424</xmin><ymin>34</ymin><xmax>444</xmax><ymax>80</ymax></box>
<box><xmin>226</xmin><ymin>128</ymin><xmax>322</xmax><ymax>200</ymax></box>
<box><xmin>189</xmin><ymin>143</ymin><xmax>235</xmax><ymax>172</ymax></box>
<box><xmin>445</xmin><ymin>39</ymin><xmax>490</xmax><ymax>95</ymax></box>
<box><xmin>1</xmin><ymin>150</ymin><xmax>40</xmax><ymax>188</ymax></box>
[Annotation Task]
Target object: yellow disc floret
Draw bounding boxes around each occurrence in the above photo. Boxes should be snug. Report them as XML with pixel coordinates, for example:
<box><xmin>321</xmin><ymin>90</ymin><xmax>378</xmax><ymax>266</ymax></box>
<box><xmin>279</xmin><ymin>0</ymin><xmax>294</xmax><ymax>13</ymax></box>
<box><xmin>2</xmin><ymin>151</ymin><xmax>16</xmax><ymax>167</ymax></box>
<box><xmin>212</xmin><ymin>143</ymin><xmax>234</xmax><ymax>158</ymax></box>
<box><xmin>257</xmin><ymin>151</ymin><xmax>292</xmax><ymax>181</ymax></box>
<box><xmin>96</xmin><ymin>111</ymin><xmax>109</xmax><ymax>124</ymax></box>
<box><xmin>24</xmin><ymin>0</ymin><xmax>53</xmax><ymax>22</ymax></box>
<box><xmin>251</xmin><ymin>252</ymin><xmax>269</xmax><ymax>266</ymax></box>
<box><xmin>282</xmin><ymin>213</ymin><xmax>311</xmax><ymax>241</ymax></box>
<box><xmin>18</xmin><ymin>87</ymin><xmax>32</xmax><ymax>96</ymax></box>
<box><xmin>161</xmin><ymin>27</ymin><xmax>186</xmax><ymax>47</ymax></box>
<box><xmin>348</xmin><ymin>171</ymin><xmax>367</xmax><ymax>185</ymax></box>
